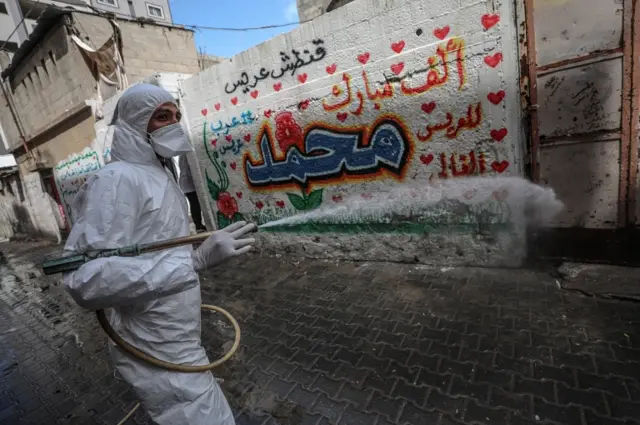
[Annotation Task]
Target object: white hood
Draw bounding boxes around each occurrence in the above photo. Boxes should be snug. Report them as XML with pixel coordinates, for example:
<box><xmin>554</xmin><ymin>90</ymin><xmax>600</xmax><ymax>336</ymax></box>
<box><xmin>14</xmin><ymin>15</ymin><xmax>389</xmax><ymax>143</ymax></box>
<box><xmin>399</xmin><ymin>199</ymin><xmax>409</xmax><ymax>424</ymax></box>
<box><xmin>109</xmin><ymin>83</ymin><xmax>176</xmax><ymax>165</ymax></box>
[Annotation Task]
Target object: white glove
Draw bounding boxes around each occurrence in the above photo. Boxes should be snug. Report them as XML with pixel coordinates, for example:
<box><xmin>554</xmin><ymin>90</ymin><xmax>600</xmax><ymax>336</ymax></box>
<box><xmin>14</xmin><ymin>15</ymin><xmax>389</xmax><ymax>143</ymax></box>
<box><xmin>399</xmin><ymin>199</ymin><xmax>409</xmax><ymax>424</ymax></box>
<box><xmin>191</xmin><ymin>221</ymin><xmax>256</xmax><ymax>271</ymax></box>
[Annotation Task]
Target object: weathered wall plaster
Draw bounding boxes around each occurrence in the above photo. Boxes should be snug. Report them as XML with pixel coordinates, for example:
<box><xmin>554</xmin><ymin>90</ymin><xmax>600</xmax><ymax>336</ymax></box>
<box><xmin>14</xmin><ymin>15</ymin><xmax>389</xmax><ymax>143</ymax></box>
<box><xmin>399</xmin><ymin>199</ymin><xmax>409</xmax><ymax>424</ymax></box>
<box><xmin>179</xmin><ymin>0</ymin><xmax>530</xmax><ymax>266</ymax></box>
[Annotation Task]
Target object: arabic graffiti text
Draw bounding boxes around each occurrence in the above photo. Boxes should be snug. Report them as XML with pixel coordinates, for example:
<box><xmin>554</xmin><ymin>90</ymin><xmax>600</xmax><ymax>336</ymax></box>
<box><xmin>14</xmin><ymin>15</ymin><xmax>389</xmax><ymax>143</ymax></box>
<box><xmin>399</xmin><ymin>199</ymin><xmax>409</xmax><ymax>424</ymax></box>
<box><xmin>417</xmin><ymin>102</ymin><xmax>483</xmax><ymax>142</ymax></box>
<box><xmin>225</xmin><ymin>39</ymin><xmax>326</xmax><ymax>95</ymax></box>
<box><xmin>210</xmin><ymin>111</ymin><xmax>257</xmax><ymax>136</ymax></box>
<box><xmin>54</xmin><ymin>149</ymin><xmax>102</xmax><ymax>223</ymax></box>
<box><xmin>320</xmin><ymin>37</ymin><xmax>469</xmax><ymax>124</ymax></box>
<box><xmin>243</xmin><ymin>115</ymin><xmax>414</xmax><ymax>190</ymax></box>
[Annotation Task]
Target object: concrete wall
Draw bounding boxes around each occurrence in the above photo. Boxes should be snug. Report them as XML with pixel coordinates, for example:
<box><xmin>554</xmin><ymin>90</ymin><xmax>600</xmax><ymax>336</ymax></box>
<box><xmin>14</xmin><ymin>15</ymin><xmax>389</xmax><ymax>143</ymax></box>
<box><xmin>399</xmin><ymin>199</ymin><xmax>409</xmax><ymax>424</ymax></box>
<box><xmin>296</xmin><ymin>0</ymin><xmax>357</xmax><ymax>22</ymax></box>
<box><xmin>0</xmin><ymin>21</ymin><xmax>96</xmax><ymax>152</ymax></box>
<box><xmin>296</xmin><ymin>0</ymin><xmax>332</xmax><ymax>21</ymax></box>
<box><xmin>0</xmin><ymin>172</ymin><xmax>61</xmax><ymax>242</ymax></box>
<box><xmin>180</xmin><ymin>0</ymin><xmax>530</xmax><ymax>266</ymax></box>
<box><xmin>74</xmin><ymin>13</ymin><xmax>199</xmax><ymax>85</ymax></box>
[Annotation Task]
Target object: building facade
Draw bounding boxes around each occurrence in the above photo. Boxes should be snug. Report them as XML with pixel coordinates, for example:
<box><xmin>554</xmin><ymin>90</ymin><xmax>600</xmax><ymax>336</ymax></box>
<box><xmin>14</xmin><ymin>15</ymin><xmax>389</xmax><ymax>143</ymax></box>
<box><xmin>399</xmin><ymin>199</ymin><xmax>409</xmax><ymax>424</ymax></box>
<box><xmin>87</xmin><ymin>0</ymin><xmax>172</xmax><ymax>23</ymax></box>
<box><xmin>1</xmin><ymin>0</ymin><xmax>173</xmax><ymax>58</ymax></box>
<box><xmin>0</xmin><ymin>8</ymin><xmax>198</xmax><ymax>241</ymax></box>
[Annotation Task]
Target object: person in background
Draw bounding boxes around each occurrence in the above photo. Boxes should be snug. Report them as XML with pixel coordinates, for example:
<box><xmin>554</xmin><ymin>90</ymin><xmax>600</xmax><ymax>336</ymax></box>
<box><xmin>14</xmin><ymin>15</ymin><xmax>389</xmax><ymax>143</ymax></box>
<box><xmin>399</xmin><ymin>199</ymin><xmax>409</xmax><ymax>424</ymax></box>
<box><xmin>62</xmin><ymin>83</ymin><xmax>255</xmax><ymax>425</ymax></box>
<box><xmin>178</xmin><ymin>153</ymin><xmax>207</xmax><ymax>233</ymax></box>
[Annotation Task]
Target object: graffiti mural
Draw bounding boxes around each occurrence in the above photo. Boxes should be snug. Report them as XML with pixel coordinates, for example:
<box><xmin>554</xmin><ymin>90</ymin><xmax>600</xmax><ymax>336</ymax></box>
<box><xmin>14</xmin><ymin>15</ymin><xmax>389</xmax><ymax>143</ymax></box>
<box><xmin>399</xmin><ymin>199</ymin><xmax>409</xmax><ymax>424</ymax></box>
<box><xmin>183</xmin><ymin>1</ymin><xmax>520</xmax><ymax>236</ymax></box>
<box><xmin>54</xmin><ymin>148</ymin><xmax>102</xmax><ymax>223</ymax></box>
<box><xmin>243</xmin><ymin>115</ymin><xmax>412</xmax><ymax>189</ymax></box>
<box><xmin>202</xmin><ymin>120</ymin><xmax>247</xmax><ymax>229</ymax></box>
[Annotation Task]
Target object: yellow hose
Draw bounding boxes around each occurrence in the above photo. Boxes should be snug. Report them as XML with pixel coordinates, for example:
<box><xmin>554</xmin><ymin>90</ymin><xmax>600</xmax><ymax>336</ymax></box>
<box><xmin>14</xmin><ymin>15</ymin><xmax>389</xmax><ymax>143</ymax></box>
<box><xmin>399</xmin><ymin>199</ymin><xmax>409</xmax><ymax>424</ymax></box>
<box><xmin>97</xmin><ymin>305</ymin><xmax>241</xmax><ymax>425</ymax></box>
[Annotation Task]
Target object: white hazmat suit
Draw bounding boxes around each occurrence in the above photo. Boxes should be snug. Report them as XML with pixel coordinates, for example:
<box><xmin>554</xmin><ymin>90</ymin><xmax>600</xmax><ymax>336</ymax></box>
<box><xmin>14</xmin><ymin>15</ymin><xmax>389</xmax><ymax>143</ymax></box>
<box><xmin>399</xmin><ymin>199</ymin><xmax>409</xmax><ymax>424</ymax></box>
<box><xmin>63</xmin><ymin>83</ymin><xmax>253</xmax><ymax>425</ymax></box>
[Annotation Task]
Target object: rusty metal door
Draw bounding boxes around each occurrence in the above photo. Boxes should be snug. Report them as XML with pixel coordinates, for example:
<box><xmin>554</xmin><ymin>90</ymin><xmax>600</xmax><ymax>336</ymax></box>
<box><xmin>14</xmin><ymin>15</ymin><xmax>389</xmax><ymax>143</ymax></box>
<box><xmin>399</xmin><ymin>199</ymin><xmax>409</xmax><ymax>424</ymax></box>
<box><xmin>521</xmin><ymin>0</ymin><xmax>639</xmax><ymax>229</ymax></box>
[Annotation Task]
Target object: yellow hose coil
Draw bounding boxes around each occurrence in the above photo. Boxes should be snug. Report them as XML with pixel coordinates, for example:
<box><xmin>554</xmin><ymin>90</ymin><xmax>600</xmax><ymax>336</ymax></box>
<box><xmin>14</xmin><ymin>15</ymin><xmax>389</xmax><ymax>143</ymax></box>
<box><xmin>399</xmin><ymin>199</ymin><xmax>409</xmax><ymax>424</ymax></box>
<box><xmin>96</xmin><ymin>304</ymin><xmax>241</xmax><ymax>424</ymax></box>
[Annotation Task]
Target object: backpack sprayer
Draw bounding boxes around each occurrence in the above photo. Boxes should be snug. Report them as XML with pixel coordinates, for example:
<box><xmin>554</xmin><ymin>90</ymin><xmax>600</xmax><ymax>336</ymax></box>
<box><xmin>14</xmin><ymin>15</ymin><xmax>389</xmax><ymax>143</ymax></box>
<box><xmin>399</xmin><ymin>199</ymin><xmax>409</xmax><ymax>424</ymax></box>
<box><xmin>41</xmin><ymin>228</ymin><xmax>258</xmax><ymax>424</ymax></box>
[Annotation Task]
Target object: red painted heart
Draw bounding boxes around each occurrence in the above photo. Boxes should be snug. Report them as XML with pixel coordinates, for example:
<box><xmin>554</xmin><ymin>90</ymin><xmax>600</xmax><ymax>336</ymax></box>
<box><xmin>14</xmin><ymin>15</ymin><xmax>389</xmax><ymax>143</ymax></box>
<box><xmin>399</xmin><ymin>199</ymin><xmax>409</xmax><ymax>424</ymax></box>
<box><xmin>236</xmin><ymin>192</ymin><xmax>243</xmax><ymax>199</ymax></box>
<box><xmin>225</xmin><ymin>135</ymin><xmax>233</xmax><ymax>142</ymax></box>
<box><xmin>297</xmin><ymin>73</ymin><xmax>308</xmax><ymax>84</ymax></box>
<box><xmin>326</xmin><ymin>63</ymin><xmax>337</xmax><ymax>75</ymax></box>
<box><xmin>390</xmin><ymin>62</ymin><xmax>404</xmax><ymax>75</ymax></box>
<box><xmin>255</xmin><ymin>201</ymin><xmax>264</xmax><ymax>209</ymax></box>
<box><xmin>487</xmin><ymin>90</ymin><xmax>506</xmax><ymax>105</ymax></box>
<box><xmin>211</xmin><ymin>139</ymin><xmax>217</xmax><ymax>147</ymax></box>
<box><xmin>250</xmin><ymin>90</ymin><xmax>259</xmax><ymax>99</ymax></box>
<box><xmin>482</xmin><ymin>14</ymin><xmax>500</xmax><ymax>30</ymax></box>
<box><xmin>337</xmin><ymin>112</ymin><xmax>348</xmax><ymax>122</ymax></box>
<box><xmin>276</xmin><ymin>200</ymin><xmax>285</xmax><ymax>208</ymax></box>
<box><xmin>433</xmin><ymin>26</ymin><xmax>450</xmax><ymax>40</ymax></box>
<box><xmin>491</xmin><ymin>160</ymin><xmax>509</xmax><ymax>173</ymax></box>
<box><xmin>490</xmin><ymin>128</ymin><xmax>508</xmax><ymax>142</ymax></box>
<box><xmin>357</xmin><ymin>52</ymin><xmax>370</xmax><ymax>64</ymax></box>
<box><xmin>230</xmin><ymin>162</ymin><xmax>237</xmax><ymax>170</ymax></box>
<box><xmin>484</xmin><ymin>53</ymin><xmax>503</xmax><ymax>68</ymax></box>
<box><xmin>299</xmin><ymin>99</ymin><xmax>310</xmax><ymax>110</ymax></box>
<box><xmin>421</xmin><ymin>102</ymin><xmax>436</xmax><ymax>114</ymax></box>
<box><xmin>332</xmin><ymin>195</ymin><xmax>343</xmax><ymax>203</ymax></box>
<box><xmin>391</xmin><ymin>40</ymin><xmax>405</xmax><ymax>53</ymax></box>
<box><xmin>231</xmin><ymin>97</ymin><xmax>238</xmax><ymax>105</ymax></box>
<box><xmin>201</xmin><ymin>108</ymin><xmax>208</xmax><ymax>116</ymax></box>
<box><xmin>374</xmin><ymin>103</ymin><xmax>381</xmax><ymax>110</ymax></box>
<box><xmin>214</xmin><ymin>103</ymin><xmax>221</xmax><ymax>111</ymax></box>
<box><xmin>420</xmin><ymin>153</ymin><xmax>434</xmax><ymax>165</ymax></box>
<box><xmin>273</xmin><ymin>82</ymin><xmax>282</xmax><ymax>92</ymax></box>
<box><xmin>264</xmin><ymin>109</ymin><xmax>272</xmax><ymax>118</ymax></box>
<box><xmin>244</xmin><ymin>133</ymin><xmax>251</xmax><ymax>142</ymax></box>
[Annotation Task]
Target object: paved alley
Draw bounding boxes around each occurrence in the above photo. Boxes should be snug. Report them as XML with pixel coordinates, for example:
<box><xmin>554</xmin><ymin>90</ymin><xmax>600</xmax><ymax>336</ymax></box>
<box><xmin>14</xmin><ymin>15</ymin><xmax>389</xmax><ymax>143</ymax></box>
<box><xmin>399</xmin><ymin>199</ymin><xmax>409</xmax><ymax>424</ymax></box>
<box><xmin>1</xmin><ymin>240</ymin><xmax>640</xmax><ymax>425</ymax></box>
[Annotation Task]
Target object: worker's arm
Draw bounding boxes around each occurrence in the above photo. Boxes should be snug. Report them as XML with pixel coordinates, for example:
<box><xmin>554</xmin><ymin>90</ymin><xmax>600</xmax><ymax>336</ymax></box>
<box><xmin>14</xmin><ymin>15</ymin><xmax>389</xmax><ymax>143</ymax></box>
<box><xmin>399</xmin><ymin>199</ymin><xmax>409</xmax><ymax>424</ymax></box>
<box><xmin>63</xmin><ymin>168</ymin><xmax>198</xmax><ymax>311</ymax></box>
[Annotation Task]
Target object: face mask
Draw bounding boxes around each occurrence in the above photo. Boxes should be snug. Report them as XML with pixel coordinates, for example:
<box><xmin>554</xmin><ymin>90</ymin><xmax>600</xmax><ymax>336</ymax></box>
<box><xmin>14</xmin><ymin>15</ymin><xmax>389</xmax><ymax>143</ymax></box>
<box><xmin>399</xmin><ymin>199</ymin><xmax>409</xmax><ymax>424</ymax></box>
<box><xmin>149</xmin><ymin>123</ymin><xmax>194</xmax><ymax>158</ymax></box>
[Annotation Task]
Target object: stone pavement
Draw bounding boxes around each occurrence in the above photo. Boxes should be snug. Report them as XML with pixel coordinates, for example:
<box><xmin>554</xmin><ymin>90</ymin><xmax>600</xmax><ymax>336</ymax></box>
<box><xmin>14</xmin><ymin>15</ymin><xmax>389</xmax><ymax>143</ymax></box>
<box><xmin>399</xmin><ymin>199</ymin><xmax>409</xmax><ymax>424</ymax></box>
<box><xmin>1</xmin><ymin>241</ymin><xmax>640</xmax><ymax>425</ymax></box>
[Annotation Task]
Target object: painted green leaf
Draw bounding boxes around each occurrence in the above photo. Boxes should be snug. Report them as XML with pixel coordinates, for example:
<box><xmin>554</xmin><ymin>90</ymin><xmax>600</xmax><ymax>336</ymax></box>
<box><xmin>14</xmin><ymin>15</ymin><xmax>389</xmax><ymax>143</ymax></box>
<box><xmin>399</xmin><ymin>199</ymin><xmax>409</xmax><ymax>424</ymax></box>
<box><xmin>286</xmin><ymin>193</ymin><xmax>307</xmax><ymax>211</ymax></box>
<box><xmin>231</xmin><ymin>212</ymin><xmax>245</xmax><ymax>224</ymax></box>
<box><xmin>221</xmin><ymin>161</ymin><xmax>226</xmax><ymax>168</ymax></box>
<box><xmin>306</xmin><ymin>188</ymin><xmax>324</xmax><ymax>210</ymax></box>
<box><xmin>213</xmin><ymin>151</ymin><xmax>219</xmax><ymax>159</ymax></box>
<box><xmin>206</xmin><ymin>171</ymin><xmax>220</xmax><ymax>200</ymax></box>
<box><xmin>217</xmin><ymin>211</ymin><xmax>231</xmax><ymax>229</ymax></box>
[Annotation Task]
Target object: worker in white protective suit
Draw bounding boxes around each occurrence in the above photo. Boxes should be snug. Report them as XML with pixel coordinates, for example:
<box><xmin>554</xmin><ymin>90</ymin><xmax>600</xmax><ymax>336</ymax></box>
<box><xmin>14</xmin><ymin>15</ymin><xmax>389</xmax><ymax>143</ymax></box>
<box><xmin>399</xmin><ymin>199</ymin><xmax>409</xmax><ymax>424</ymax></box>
<box><xmin>62</xmin><ymin>83</ymin><xmax>254</xmax><ymax>425</ymax></box>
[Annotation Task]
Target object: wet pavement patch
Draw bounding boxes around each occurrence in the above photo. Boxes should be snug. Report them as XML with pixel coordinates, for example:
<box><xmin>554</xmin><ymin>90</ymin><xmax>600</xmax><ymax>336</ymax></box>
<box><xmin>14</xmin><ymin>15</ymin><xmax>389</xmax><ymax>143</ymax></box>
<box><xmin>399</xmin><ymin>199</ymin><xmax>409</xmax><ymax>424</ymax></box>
<box><xmin>2</xmin><ymin>241</ymin><xmax>640</xmax><ymax>424</ymax></box>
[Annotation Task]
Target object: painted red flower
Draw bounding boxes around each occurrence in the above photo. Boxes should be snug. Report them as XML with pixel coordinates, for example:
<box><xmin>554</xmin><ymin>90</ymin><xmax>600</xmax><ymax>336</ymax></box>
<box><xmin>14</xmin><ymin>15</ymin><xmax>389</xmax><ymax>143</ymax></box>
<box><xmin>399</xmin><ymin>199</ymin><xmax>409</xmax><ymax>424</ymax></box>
<box><xmin>274</xmin><ymin>111</ymin><xmax>304</xmax><ymax>153</ymax></box>
<box><xmin>216</xmin><ymin>192</ymin><xmax>238</xmax><ymax>219</ymax></box>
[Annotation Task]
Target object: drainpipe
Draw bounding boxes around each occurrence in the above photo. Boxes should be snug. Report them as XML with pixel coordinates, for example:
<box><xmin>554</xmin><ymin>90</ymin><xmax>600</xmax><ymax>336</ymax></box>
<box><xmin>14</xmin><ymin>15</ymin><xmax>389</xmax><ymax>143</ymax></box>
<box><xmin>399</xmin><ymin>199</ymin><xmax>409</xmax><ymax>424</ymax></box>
<box><xmin>0</xmin><ymin>76</ymin><xmax>33</xmax><ymax>159</ymax></box>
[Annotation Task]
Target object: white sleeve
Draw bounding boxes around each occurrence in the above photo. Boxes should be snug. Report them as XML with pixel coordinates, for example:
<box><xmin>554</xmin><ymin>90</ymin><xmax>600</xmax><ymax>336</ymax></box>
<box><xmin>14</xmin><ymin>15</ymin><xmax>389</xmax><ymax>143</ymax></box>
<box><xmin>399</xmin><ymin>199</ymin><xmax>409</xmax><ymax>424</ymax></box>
<box><xmin>63</xmin><ymin>169</ymin><xmax>198</xmax><ymax>311</ymax></box>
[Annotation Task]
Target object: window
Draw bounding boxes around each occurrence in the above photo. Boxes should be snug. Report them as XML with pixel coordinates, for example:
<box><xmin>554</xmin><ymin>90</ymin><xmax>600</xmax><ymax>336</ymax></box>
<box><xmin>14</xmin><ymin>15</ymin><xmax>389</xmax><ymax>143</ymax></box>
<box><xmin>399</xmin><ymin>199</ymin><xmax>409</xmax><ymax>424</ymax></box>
<box><xmin>0</xmin><ymin>2</ymin><xmax>8</xmax><ymax>15</ymax></box>
<box><xmin>146</xmin><ymin>3</ymin><xmax>164</xmax><ymax>19</ymax></box>
<box><xmin>96</xmin><ymin>0</ymin><xmax>118</xmax><ymax>8</ymax></box>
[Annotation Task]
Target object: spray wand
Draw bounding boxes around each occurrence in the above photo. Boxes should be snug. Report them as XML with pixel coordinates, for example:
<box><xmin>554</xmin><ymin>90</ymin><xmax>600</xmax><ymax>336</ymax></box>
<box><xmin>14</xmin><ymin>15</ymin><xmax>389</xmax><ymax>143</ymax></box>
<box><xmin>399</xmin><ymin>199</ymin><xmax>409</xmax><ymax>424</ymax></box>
<box><xmin>40</xmin><ymin>226</ymin><xmax>258</xmax><ymax>276</ymax></box>
<box><xmin>40</xmin><ymin>227</ymin><xmax>261</xmax><ymax>424</ymax></box>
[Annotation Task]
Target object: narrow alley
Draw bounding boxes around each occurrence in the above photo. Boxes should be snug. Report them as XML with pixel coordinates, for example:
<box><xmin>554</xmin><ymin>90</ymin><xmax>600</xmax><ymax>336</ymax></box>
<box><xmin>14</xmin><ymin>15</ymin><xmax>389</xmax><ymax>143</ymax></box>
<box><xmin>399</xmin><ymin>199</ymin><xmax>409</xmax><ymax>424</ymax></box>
<box><xmin>2</xmin><ymin>240</ymin><xmax>640</xmax><ymax>425</ymax></box>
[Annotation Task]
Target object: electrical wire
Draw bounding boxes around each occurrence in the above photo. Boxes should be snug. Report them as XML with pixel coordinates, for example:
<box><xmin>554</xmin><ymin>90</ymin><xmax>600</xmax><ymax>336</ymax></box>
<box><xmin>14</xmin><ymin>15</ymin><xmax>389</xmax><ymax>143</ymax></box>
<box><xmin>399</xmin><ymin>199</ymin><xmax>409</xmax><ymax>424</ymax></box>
<box><xmin>180</xmin><ymin>19</ymin><xmax>312</xmax><ymax>32</ymax></box>
<box><xmin>0</xmin><ymin>0</ymin><xmax>43</xmax><ymax>54</ymax></box>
